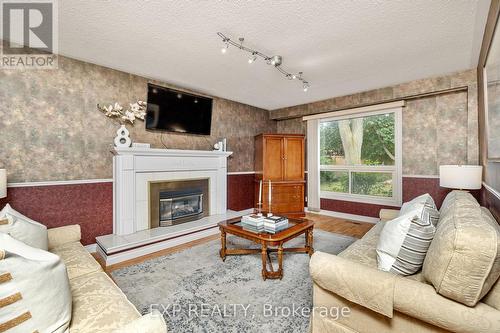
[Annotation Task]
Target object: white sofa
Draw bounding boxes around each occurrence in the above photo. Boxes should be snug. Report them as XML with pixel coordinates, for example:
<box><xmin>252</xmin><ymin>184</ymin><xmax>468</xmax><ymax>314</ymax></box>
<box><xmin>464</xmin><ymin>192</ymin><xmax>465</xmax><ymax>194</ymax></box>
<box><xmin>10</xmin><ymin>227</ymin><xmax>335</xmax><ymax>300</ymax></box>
<box><xmin>309</xmin><ymin>191</ymin><xmax>500</xmax><ymax>333</ymax></box>
<box><xmin>47</xmin><ymin>225</ymin><xmax>167</xmax><ymax>333</ymax></box>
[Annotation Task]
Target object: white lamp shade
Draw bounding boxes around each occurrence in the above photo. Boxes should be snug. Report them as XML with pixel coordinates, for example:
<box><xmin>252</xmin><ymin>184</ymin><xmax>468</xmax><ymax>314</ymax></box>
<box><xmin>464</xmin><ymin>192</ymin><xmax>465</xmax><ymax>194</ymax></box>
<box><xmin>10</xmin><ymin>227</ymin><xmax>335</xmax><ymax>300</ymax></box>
<box><xmin>439</xmin><ymin>165</ymin><xmax>482</xmax><ymax>190</ymax></box>
<box><xmin>0</xmin><ymin>169</ymin><xmax>6</xmax><ymax>198</ymax></box>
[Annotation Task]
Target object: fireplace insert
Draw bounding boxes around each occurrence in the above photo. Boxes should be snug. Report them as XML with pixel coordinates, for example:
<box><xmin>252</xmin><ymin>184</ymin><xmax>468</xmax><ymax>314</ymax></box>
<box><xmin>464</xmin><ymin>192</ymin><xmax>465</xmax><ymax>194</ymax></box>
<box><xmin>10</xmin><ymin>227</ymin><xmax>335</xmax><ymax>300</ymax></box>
<box><xmin>159</xmin><ymin>189</ymin><xmax>204</xmax><ymax>226</ymax></box>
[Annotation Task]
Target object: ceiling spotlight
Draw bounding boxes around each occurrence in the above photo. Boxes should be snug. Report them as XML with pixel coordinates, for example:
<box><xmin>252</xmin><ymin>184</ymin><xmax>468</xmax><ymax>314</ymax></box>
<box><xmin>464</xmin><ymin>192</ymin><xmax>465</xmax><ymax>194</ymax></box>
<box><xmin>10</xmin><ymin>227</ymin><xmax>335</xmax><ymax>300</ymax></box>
<box><xmin>221</xmin><ymin>43</ymin><xmax>228</xmax><ymax>54</ymax></box>
<box><xmin>303</xmin><ymin>82</ymin><xmax>310</xmax><ymax>92</ymax></box>
<box><xmin>286</xmin><ymin>74</ymin><xmax>292</xmax><ymax>80</ymax></box>
<box><xmin>291</xmin><ymin>74</ymin><xmax>297</xmax><ymax>80</ymax></box>
<box><xmin>270</xmin><ymin>55</ymin><xmax>282</xmax><ymax>67</ymax></box>
<box><xmin>248</xmin><ymin>53</ymin><xmax>257</xmax><ymax>64</ymax></box>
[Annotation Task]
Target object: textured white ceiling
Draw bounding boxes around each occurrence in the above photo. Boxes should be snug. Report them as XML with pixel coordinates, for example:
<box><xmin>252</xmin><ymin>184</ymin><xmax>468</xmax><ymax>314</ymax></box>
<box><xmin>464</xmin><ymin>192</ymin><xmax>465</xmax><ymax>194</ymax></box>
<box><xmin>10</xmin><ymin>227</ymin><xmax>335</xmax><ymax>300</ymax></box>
<box><xmin>58</xmin><ymin>0</ymin><xmax>491</xmax><ymax>110</ymax></box>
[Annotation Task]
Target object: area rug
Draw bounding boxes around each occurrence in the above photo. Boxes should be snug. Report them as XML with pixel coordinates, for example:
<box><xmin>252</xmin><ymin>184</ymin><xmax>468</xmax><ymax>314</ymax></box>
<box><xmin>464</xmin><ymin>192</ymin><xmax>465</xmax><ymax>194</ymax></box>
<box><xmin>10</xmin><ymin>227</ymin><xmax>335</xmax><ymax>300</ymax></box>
<box><xmin>111</xmin><ymin>229</ymin><xmax>356</xmax><ymax>333</ymax></box>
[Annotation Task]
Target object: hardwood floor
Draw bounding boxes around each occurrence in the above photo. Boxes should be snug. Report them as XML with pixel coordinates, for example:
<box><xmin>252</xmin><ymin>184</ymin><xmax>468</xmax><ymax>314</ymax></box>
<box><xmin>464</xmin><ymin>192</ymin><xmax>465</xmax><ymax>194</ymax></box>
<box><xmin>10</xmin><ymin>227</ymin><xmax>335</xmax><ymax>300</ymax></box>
<box><xmin>95</xmin><ymin>213</ymin><xmax>375</xmax><ymax>273</ymax></box>
<box><xmin>307</xmin><ymin>213</ymin><xmax>374</xmax><ymax>238</ymax></box>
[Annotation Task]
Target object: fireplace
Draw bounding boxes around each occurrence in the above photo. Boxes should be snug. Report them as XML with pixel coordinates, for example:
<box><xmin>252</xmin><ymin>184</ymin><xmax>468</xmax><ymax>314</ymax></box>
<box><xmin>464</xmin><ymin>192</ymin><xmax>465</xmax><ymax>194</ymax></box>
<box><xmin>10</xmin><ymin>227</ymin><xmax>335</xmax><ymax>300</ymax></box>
<box><xmin>149</xmin><ymin>178</ymin><xmax>209</xmax><ymax>228</ymax></box>
<box><xmin>159</xmin><ymin>189</ymin><xmax>203</xmax><ymax>226</ymax></box>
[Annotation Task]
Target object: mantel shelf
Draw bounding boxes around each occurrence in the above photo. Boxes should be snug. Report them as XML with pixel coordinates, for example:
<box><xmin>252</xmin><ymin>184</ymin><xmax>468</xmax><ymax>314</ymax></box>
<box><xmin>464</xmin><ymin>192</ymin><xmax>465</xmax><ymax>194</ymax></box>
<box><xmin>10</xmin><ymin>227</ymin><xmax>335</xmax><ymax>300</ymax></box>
<box><xmin>112</xmin><ymin>147</ymin><xmax>233</xmax><ymax>158</ymax></box>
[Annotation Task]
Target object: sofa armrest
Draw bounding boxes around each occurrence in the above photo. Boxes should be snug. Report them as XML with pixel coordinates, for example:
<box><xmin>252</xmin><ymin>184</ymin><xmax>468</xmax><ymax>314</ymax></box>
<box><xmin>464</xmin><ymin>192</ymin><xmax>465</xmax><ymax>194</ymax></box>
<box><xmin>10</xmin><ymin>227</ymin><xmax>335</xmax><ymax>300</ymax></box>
<box><xmin>379</xmin><ymin>209</ymin><xmax>399</xmax><ymax>222</ymax></box>
<box><xmin>48</xmin><ymin>225</ymin><xmax>81</xmax><ymax>250</ymax></box>
<box><xmin>113</xmin><ymin>310</ymin><xmax>167</xmax><ymax>333</ymax></box>
<box><xmin>310</xmin><ymin>251</ymin><xmax>397</xmax><ymax>318</ymax></box>
<box><xmin>394</xmin><ymin>276</ymin><xmax>500</xmax><ymax>333</ymax></box>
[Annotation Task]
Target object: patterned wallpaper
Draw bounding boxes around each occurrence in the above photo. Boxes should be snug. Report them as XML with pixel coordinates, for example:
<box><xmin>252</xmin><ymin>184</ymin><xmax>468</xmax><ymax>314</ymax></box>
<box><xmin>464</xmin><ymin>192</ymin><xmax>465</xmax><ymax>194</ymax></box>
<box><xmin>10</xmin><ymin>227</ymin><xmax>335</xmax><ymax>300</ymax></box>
<box><xmin>275</xmin><ymin>69</ymin><xmax>478</xmax><ymax>176</ymax></box>
<box><xmin>0</xmin><ymin>56</ymin><xmax>277</xmax><ymax>182</ymax></box>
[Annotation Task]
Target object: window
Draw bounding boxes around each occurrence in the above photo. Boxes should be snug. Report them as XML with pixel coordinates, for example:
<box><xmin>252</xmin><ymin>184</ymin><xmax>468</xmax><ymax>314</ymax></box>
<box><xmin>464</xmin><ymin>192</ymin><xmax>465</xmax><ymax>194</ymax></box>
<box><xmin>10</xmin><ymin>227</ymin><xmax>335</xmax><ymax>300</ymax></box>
<box><xmin>308</xmin><ymin>104</ymin><xmax>402</xmax><ymax>206</ymax></box>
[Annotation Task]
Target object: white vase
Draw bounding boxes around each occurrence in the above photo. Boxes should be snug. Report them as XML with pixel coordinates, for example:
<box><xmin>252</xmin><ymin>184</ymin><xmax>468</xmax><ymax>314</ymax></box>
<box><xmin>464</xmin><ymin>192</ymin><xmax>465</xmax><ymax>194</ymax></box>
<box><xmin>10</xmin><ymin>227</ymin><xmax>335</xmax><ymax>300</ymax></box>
<box><xmin>114</xmin><ymin>125</ymin><xmax>131</xmax><ymax>147</ymax></box>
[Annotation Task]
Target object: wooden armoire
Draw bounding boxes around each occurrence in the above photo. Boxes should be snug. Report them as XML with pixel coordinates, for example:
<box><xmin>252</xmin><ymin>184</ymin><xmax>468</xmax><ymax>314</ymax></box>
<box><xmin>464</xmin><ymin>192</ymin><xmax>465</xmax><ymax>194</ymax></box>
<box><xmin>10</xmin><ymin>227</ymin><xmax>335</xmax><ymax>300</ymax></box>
<box><xmin>254</xmin><ymin>134</ymin><xmax>305</xmax><ymax>218</ymax></box>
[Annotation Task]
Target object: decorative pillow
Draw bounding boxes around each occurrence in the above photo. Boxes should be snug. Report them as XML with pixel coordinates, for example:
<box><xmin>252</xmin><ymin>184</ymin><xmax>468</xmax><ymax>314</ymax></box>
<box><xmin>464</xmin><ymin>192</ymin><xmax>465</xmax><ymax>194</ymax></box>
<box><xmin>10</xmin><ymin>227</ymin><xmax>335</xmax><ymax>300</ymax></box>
<box><xmin>377</xmin><ymin>203</ymin><xmax>438</xmax><ymax>275</ymax></box>
<box><xmin>0</xmin><ymin>204</ymin><xmax>48</xmax><ymax>250</ymax></box>
<box><xmin>0</xmin><ymin>233</ymin><xmax>72</xmax><ymax>333</ymax></box>
<box><xmin>399</xmin><ymin>193</ymin><xmax>439</xmax><ymax>225</ymax></box>
<box><xmin>423</xmin><ymin>191</ymin><xmax>500</xmax><ymax>306</ymax></box>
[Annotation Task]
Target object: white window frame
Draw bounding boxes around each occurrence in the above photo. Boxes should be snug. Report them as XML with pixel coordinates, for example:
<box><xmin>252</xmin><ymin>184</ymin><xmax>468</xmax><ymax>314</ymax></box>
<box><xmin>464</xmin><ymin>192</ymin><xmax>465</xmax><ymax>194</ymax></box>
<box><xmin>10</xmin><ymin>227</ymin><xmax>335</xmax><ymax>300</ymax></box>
<box><xmin>304</xmin><ymin>101</ymin><xmax>403</xmax><ymax>207</ymax></box>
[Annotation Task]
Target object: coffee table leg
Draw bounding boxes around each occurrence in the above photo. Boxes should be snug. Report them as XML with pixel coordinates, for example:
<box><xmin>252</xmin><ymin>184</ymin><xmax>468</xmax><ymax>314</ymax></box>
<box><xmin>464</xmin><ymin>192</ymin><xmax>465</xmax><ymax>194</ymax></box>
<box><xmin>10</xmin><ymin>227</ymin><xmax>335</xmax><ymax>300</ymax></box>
<box><xmin>306</xmin><ymin>228</ymin><xmax>314</xmax><ymax>256</ymax></box>
<box><xmin>219</xmin><ymin>229</ymin><xmax>226</xmax><ymax>262</ymax></box>
<box><xmin>277</xmin><ymin>243</ymin><xmax>283</xmax><ymax>280</ymax></box>
<box><xmin>261</xmin><ymin>243</ymin><xmax>267</xmax><ymax>280</ymax></box>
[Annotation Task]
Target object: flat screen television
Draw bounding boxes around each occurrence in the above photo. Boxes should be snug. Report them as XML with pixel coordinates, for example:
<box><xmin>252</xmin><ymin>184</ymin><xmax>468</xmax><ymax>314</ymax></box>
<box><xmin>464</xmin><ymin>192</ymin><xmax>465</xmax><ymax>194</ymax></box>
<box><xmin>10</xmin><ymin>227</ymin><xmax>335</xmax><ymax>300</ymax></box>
<box><xmin>145</xmin><ymin>84</ymin><xmax>213</xmax><ymax>135</ymax></box>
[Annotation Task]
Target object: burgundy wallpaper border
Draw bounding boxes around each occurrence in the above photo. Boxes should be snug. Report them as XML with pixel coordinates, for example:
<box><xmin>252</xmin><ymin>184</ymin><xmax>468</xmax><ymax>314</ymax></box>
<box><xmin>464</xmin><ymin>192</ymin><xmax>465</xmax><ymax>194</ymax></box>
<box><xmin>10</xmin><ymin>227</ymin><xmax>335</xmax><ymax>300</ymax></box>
<box><xmin>320</xmin><ymin>177</ymin><xmax>481</xmax><ymax>218</ymax></box>
<box><xmin>0</xmin><ymin>182</ymin><xmax>113</xmax><ymax>245</ymax></box>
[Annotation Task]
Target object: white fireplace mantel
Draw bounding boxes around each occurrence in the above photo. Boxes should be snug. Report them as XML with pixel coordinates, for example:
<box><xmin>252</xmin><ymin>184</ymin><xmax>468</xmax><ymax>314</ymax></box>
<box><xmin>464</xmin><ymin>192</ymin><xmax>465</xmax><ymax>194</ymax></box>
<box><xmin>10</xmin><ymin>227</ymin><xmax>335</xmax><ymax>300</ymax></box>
<box><xmin>112</xmin><ymin>147</ymin><xmax>232</xmax><ymax>235</ymax></box>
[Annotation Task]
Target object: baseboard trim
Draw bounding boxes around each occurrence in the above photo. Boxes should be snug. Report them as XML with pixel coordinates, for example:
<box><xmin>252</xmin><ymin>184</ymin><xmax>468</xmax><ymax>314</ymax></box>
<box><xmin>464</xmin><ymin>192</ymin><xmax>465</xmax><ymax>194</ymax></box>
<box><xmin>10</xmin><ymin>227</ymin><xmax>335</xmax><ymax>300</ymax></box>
<box><xmin>84</xmin><ymin>243</ymin><xmax>97</xmax><ymax>253</ymax></box>
<box><xmin>483</xmin><ymin>182</ymin><xmax>500</xmax><ymax>200</ymax></box>
<box><xmin>8</xmin><ymin>178</ymin><xmax>113</xmax><ymax>188</ymax></box>
<box><xmin>307</xmin><ymin>208</ymin><xmax>379</xmax><ymax>224</ymax></box>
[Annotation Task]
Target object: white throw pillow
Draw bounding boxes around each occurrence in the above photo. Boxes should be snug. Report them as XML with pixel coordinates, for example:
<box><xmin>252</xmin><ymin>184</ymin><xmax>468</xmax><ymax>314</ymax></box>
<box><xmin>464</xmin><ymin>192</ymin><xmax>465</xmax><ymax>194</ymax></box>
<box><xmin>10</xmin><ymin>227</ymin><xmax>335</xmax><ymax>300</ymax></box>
<box><xmin>377</xmin><ymin>203</ymin><xmax>438</xmax><ymax>275</ymax></box>
<box><xmin>0</xmin><ymin>204</ymin><xmax>48</xmax><ymax>250</ymax></box>
<box><xmin>0</xmin><ymin>233</ymin><xmax>72</xmax><ymax>333</ymax></box>
<box><xmin>399</xmin><ymin>193</ymin><xmax>439</xmax><ymax>225</ymax></box>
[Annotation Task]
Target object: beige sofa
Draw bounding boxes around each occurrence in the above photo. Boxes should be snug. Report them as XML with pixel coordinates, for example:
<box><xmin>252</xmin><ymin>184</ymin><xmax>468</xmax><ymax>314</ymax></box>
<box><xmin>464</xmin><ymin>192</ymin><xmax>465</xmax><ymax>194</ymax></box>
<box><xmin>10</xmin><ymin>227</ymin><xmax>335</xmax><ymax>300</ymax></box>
<box><xmin>47</xmin><ymin>224</ymin><xmax>167</xmax><ymax>332</ymax></box>
<box><xmin>309</xmin><ymin>191</ymin><xmax>500</xmax><ymax>333</ymax></box>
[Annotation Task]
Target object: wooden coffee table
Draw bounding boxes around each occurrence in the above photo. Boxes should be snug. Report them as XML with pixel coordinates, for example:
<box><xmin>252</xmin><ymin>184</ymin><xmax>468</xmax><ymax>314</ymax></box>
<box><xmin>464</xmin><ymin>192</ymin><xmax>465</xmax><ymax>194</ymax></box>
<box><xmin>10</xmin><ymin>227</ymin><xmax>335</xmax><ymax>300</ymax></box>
<box><xmin>218</xmin><ymin>216</ymin><xmax>314</xmax><ymax>280</ymax></box>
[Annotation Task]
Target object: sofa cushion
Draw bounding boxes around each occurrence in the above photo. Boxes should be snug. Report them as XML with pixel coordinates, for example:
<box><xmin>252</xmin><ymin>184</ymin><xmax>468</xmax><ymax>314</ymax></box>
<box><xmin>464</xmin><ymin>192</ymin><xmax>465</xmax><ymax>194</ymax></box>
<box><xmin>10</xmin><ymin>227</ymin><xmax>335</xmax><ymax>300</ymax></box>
<box><xmin>50</xmin><ymin>241</ymin><xmax>102</xmax><ymax>280</ymax></box>
<box><xmin>439</xmin><ymin>189</ymin><xmax>479</xmax><ymax>216</ymax></box>
<box><xmin>339</xmin><ymin>221</ymin><xmax>383</xmax><ymax>267</ymax></box>
<box><xmin>0</xmin><ymin>233</ymin><xmax>71</xmax><ymax>333</ymax></box>
<box><xmin>0</xmin><ymin>204</ymin><xmax>48</xmax><ymax>250</ymax></box>
<box><xmin>423</xmin><ymin>191</ymin><xmax>500</xmax><ymax>306</ymax></box>
<box><xmin>69</xmin><ymin>271</ymin><xmax>141</xmax><ymax>333</ymax></box>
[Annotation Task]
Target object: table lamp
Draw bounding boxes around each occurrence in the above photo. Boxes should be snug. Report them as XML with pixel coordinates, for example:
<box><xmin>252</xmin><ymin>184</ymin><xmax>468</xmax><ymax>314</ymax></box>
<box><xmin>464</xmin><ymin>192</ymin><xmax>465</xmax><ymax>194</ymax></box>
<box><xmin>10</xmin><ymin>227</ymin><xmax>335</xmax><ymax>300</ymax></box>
<box><xmin>439</xmin><ymin>165</ymin><xmax>482</xmax><ymax>190</ymax></box>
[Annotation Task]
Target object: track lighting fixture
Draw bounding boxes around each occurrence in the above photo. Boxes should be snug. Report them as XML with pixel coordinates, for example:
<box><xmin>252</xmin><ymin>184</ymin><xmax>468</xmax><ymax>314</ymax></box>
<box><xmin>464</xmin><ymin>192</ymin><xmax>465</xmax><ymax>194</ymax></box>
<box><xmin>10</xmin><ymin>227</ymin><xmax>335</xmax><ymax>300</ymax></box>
<box><xmin>221</xmin><ymin>38</ymin><xmax>229</xmax><ymax>54</ymax></box>
<box><xmin>217</xmin><ymin>32</ymin><xmax>310</xmax><ymax>91</ymax></box>
<box><xmin>303</xmin><ymin>82</ymin><xmax>310</xmax><ymax>92</ymax></box>
<box><xmin>248</xmin><ymin>53</ymin><xmax>257</xmax><ymax>64</ymax></box>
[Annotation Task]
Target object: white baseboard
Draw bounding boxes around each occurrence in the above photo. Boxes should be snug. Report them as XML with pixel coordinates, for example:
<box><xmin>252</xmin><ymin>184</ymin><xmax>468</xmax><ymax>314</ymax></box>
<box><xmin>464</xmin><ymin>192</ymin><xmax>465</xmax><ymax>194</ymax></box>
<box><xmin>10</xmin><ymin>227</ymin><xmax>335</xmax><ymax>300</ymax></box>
<box><xmin>84</xmin><ymin>244</ymin><xmax>97</xmax><ymax>253</ymax></box>
<box><xmin>307</xmin><ymin>208</ymin><xmax>379</xmax><ymax>224</ymax></box>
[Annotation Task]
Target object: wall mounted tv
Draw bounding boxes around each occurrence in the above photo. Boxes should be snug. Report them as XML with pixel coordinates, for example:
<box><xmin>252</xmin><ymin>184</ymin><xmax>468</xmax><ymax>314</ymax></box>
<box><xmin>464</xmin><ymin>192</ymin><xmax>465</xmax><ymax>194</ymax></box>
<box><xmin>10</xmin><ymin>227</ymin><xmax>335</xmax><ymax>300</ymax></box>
<box><xmin>145</xmin><ymin>84</ymin><xmax>213</xmax><ymax>135</ymax></box>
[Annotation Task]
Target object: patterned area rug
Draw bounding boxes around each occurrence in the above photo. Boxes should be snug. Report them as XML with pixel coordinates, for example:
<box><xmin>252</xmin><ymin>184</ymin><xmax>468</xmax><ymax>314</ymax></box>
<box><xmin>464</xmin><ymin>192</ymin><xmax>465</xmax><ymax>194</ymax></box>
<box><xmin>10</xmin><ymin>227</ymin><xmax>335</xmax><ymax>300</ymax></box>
<box><xmin>112</xmin><ymin>229</ymin><xmax>356</xmax><ymax>333</ymax></box>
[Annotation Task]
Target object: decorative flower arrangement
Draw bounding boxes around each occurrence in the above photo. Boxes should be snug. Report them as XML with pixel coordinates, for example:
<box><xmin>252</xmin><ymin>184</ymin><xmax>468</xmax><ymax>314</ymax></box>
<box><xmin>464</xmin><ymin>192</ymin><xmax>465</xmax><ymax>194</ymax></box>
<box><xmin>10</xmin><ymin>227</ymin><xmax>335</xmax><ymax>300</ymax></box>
<box><xmin>97</xmin><ymin>101</ymin><xmax>147</xmax><ymax>124</ymax></box>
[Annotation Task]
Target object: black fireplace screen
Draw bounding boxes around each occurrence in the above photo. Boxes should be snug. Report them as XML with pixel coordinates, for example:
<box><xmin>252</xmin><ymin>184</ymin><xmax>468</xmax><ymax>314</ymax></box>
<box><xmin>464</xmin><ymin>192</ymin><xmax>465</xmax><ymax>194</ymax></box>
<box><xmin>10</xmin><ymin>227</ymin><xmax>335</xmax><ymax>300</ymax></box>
<box><xmin>159</xmin><ymin>189</ymin><xmax>204</xmax><ymax>226</ymax></box>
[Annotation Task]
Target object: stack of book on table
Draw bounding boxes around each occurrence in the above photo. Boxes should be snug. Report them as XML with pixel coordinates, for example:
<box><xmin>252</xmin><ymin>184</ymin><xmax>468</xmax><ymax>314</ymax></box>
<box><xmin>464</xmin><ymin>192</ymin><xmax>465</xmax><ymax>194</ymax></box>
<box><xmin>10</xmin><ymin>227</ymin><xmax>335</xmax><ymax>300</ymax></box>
<box><xmin>241</xmin><ymin>214</ymin><xmax>265</xmax><ymax>233</ymax></box>
<box><xmin>263</xmin><ymin>215</ymin><xmax>289</xmax><ymax>234</ymax></box>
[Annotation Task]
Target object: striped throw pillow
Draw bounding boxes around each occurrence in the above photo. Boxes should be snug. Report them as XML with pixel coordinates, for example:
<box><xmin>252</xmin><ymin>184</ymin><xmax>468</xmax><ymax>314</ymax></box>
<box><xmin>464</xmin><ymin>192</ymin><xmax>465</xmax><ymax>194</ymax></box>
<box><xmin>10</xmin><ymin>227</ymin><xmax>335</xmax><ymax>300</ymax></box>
<box><xmin>389</xmin><ymin>215</ymin><xmax>436</xmax><ymax>275</ymax></box>
<box><xmin>377</xmin><ymin>199</ymin><xmax>439</xmax><ymax>275</ymax></box>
